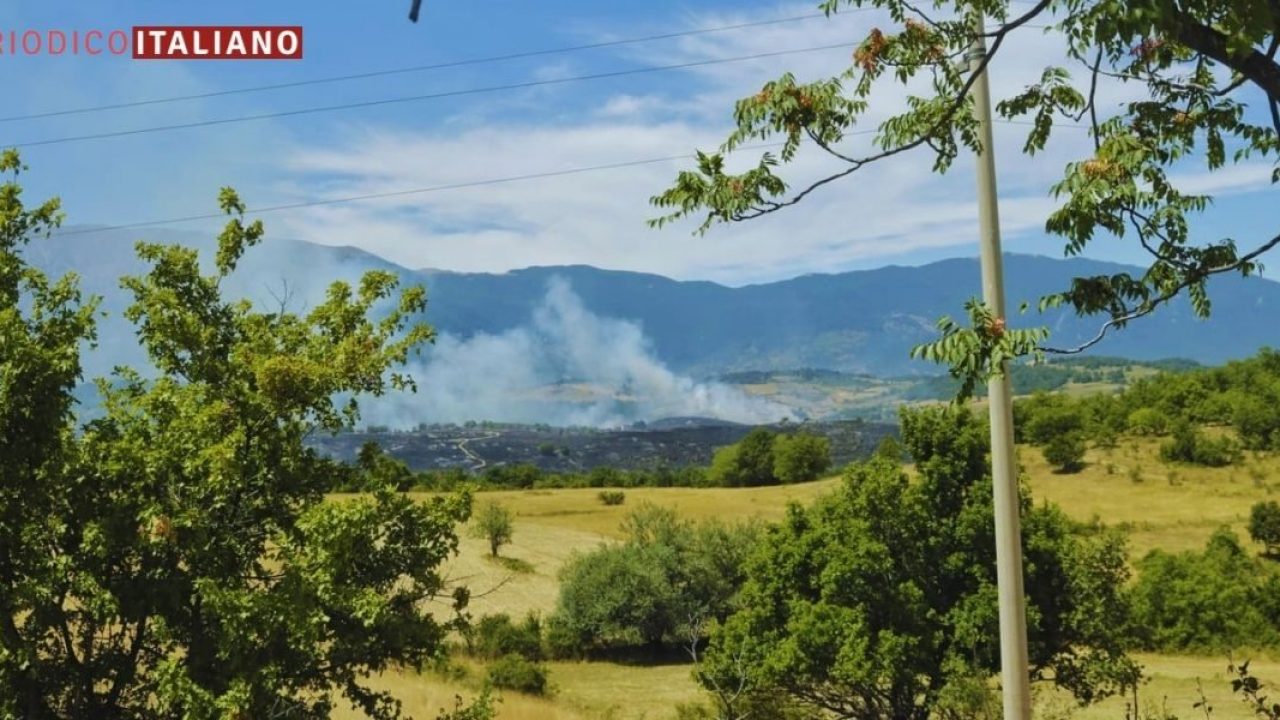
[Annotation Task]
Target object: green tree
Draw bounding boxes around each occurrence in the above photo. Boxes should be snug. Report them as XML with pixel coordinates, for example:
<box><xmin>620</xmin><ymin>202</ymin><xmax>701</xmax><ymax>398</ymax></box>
<box><xmin>472</xmin><ymin>501</ymin><xmax>515</xmax><ymax>557</ymax></box>
<box><xmin>0</xmin><ymin>153</ymin><xmax>471</xmax><ymax>719</ymax></box>
<box><xmin>550</xmin><ymin>543</ymin><xmax>677</xmax><ymax>650</ymax></box>
<box><xmin>1160</xmin><ymin>418</ymin><xmax>1240</xmax><ymax>466</ymax></box>
<box><xmin>1043</xmin><ymin>431</ymin><xmax>1087</xmax><ymax>473</ymax></box>
<box><xmin>1235</xmin><ymin>392</ymin><xmax>1280</xmax><ymax>450</ymax></box>
<box><xmin>771</xmin><ymin>431</ymin><xmax>833</xmax><ymax>483</ymax></box>
<box><xmin>1127</xmin><ymin>407</ymin><xmax>1168</xmax><ymax>436</ymax></box>
<box><xmin>1129</xmin><ymin>529</ymin><xmax>1280</xmax><ymax>652</ymax></box>
<box><xmin>1249</xmin><ymin>500</ymin><xmax>1280</xmax><ymax>557</ymax></box>
<box><xmin>650</xmin><ymin>0</ymin><xmax>1280</xmax><ymax>391</ymax></box>
<box><xmin>549</xmin><ymin>504</ymin><xmax>759</xmax><ymax>652</ymax></box>
<box><xmin>695</xmin><ymin>406</ymin><xmax>1136</xmax><ymax>718</ymax></box>
<box><xmin>708</xmin><ymin>428</ymin><xmax>777</xmax><ymax>486</ymax></box>
<box><xmin>352</xmin><ymin>441</ymin><xmax>418</xmax><ymax>491</ymax></box>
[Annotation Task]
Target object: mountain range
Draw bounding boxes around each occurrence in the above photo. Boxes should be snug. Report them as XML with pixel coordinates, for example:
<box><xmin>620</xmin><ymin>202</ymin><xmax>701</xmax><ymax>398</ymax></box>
<box><xmin>29</xmin><ymin>226</ymin><xmax>1280</xmax><ymax>380</ymax></box>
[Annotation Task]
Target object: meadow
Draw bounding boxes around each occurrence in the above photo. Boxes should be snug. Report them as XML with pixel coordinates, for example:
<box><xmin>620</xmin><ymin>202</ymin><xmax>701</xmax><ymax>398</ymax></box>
<box><xmin>328</xmin><ymin>433</ymin><xmax>1280</xmax><ymax>720</ymax></box>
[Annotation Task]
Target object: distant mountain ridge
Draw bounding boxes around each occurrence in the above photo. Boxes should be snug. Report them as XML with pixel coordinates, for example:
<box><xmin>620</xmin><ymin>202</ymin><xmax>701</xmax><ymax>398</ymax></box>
<box><xmin>32</xmin><ymin>226</ymin><xmax>1280</xmax><ymax>378</ymax></box>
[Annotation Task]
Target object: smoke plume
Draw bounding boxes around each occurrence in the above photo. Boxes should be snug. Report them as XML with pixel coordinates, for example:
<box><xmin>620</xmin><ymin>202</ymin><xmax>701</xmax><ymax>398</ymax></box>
<box><xmin>363</xmin><ymin>278</ymin><xmax>792</xmax><ymax>428</ymax></box>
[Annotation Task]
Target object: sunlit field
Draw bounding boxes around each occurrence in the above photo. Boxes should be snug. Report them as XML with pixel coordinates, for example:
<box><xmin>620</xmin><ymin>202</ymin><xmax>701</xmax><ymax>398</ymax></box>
<box><xmin>328</xmin><ymin>436</ymin><xmax>1280</xmax><ymax>720</ymax></box>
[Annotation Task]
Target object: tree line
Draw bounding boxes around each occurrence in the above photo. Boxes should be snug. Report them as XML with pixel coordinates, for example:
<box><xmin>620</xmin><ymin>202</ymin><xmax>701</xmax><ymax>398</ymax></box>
<box><xmin>1014</xmin><ymin>348</ymin><xmax>1280</xmax><ymax>472</ymax></box>
<box><xmin>330</xmin><ymin>426</ymin><xmax>835</xmax><ymax>492</ymax></box>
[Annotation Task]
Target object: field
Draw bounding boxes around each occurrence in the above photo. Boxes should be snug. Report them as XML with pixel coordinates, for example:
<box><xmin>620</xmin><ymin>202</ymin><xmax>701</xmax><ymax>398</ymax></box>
<box><xmin>332</xmin><ymin>437</ymin><xmax>1280</xmax><ymax>720</ymax></box>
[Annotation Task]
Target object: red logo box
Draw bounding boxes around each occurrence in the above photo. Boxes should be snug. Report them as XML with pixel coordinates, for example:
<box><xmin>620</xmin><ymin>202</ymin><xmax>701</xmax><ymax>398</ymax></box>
<box><xmin>132</xmin><ymin>26</ymin><xmax>303</xmax><ymax>60</ymax></box>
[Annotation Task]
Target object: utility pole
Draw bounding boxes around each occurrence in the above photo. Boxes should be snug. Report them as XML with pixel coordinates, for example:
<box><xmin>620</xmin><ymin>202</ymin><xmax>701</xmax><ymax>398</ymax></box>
<box><xmin>968</xmin><ymin>11</ymin><xmax>1033</xmax><ymax>720</ymax></box>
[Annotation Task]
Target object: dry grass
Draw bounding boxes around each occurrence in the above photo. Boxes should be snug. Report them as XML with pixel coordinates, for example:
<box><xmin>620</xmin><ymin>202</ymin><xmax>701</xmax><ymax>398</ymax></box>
<box><xmin>417</xmin><ymin>481</ymin><xmax>841</xmax><ymax>620</ymax></box>
<box><xmin>1059</xmin><ymin>653</ymin><xmax>1280</xmax><ymax>720</ymax></box>
<box><xmin>330</xmin><ymin>666</ymin><xmax>594</xmax><ymax>720</ymax></box>
<box><xmin>1021</xmin><ymin>438</ymin><xmax>1280</xmax><ymax>560</ymax></box>
<box><xmin>329</xmin><ymin>436</ymin><xmax>1280</xmax><ymax>719</ymax></box>
<box><xmin>425</xmin><ymin>480</ymin><xmax>842</xmax><ymax>540</ymax></box>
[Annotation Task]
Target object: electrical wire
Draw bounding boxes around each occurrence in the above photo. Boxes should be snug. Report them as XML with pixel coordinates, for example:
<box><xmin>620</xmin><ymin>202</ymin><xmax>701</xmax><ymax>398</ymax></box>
<box><xmin>10</xmin><ymin>43</ymin><xmax>855</xmax><ymax>149</ymax></box>
<box><xmin>0</xmin><ymin>11</ymin><xmax>852</xmax><ymax>125</ymax></box>
<box><xmin>50</xmin><ymin>120</ymin><xmax>1086</xmax><ymax>239</ymax></box>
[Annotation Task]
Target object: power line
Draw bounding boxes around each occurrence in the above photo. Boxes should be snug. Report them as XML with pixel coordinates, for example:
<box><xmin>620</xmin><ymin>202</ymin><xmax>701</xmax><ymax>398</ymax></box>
<box><xmin>3</xmin><ymin>1</ymin><xmax>1052</xmax><ymax>129</ymax></box>
<box><xmin>0</xmin><ymin>12</ymin><xmax>850</xmax><ymax>125</ymax></box>
<box><xmin>50</xmin><ymin>142</ymin><xmax>794</xmax><ymax>238</ymax></box>
<box><xmin>10</xmin><ymin>43</ymin><xmax>856</xmax><ymax>149</ymax></box>
<box><xmin>51</xmin><ymin>121</ymin><xmax>1085</xmax><ymax>239</ymax></box>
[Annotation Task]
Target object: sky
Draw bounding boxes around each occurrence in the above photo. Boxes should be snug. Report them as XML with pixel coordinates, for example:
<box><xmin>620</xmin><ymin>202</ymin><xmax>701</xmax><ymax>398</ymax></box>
<box><xmin>1</xmin><ymin>0</ymin><xmax>1275</xmax><ymax>287</ymax></box>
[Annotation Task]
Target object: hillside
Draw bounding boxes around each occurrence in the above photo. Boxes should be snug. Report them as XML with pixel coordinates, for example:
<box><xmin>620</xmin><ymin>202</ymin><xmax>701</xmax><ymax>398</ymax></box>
<box><xmin>32</xmin><ymin>226</ymin><xmax>1280</xmax><ymax>422</ymax></box>
<box><xmin>37</xmin><ymin>227</ymin><xmax>1280</xmax><ymax>387</ymax></box>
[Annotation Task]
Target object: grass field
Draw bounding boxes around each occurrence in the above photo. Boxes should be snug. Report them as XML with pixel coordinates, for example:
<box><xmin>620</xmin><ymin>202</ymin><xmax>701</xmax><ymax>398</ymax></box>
<box><xmin>330</xmin><ymin>436</ymin><xmax>1280</xmax><ymax>720</ymax></box>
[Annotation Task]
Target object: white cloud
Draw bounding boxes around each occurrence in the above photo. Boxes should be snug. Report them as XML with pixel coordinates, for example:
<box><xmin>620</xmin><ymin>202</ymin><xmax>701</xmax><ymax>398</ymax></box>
<box><xmin>270</xmin><ymin>3</ymin><xmax>1274</xmax><ymax>285</ymax></box>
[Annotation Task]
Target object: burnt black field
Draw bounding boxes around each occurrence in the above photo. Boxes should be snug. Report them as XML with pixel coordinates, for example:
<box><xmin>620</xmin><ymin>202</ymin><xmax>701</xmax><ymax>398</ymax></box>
<box><xmin>311</xmin><ymin>417</ymin><xmax>897</xmax><ymax>473</ymax></box>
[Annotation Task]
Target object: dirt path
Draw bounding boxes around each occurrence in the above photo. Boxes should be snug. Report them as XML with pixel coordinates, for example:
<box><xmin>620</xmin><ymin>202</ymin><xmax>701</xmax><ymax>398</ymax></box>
<box><xmin>456</xmin><ymin>431</ymin><xmax>499</xmax><ymax>470</ymax></box>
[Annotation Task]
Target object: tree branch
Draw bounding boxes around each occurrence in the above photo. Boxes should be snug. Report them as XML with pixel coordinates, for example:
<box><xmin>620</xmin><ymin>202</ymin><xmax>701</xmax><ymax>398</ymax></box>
<box><xmin>1042</xmin><ymin>232</ymin><xmax>1280</xmax><ymax>354</ymax></box>
<box><xmin>1174</xmin><ymin>20</ymin><xmax>1280</xmax><ymax>101</ymax></box>
<box><xmin>730</xmin><ymin>0</ymin><xmax>1052</xmax><ymax>222</ymax></box>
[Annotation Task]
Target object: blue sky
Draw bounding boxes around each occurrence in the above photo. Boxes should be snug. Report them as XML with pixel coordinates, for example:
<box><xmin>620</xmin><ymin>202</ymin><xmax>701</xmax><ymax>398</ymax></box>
<box><xmin>2</xmin><ymin>0</ymin><xmax>1275</xmax><ymax>286</ymax></box>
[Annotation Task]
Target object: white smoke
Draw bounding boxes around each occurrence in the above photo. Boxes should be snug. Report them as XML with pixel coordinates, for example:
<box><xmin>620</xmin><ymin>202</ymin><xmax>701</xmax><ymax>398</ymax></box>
<box><xmin>362</xmin><ymin>278</ymin><xmax>792</xmax><ymax>428</ymax></box>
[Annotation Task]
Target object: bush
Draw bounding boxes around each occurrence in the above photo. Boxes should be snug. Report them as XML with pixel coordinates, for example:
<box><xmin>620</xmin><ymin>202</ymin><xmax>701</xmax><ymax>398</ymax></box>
<box><xmin>1042</xmin><ymin>431</ymin><xmax>1087</xmax><ymax>473</ymax></box>
<box><xmin>1025</xmin><ymin>405</ymin><xmax>1085</xmax><ymax>446</ymax></box>
<box><xmin>1249</xmin><ymin>500</ymin><xmax>1280</xmax><ymax>557</ymax></box>
<box><xmin>469</xmin><ymin>613</ymin><xmax>543</xmax><ymax>660</ymax></box>
<box><xmin>486</xmin><ymin>654</ymin><xmax>549</xmax><ymax>696</ymax></box>
<box><xmin>1127</xmin><ymin>407</ymin><xmax>1168</xmax><ymax>436</ymax></box>
<box><xmin>549</xmin><ymin>504</ymin><xmax>760</xmax><ymax>654</ymax></box>
<box><xmin>598</xmin><ymin>490</ymin><xmax>626</xmax><ymax>506</ymax></box>
<box><xmin>1159</xmin><ymin>420</ymin><xmax>1241</xmax><ymax>466</ymax></box>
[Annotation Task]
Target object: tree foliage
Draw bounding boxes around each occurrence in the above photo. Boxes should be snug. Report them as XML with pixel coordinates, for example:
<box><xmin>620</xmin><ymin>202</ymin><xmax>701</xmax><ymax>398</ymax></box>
<box><xmin>1129</xmin><ymin>529</ymin><xmax>1280</xmax><ymax>652</ymax></box>
<box><xmin>695</xmin><ymin>406</ymin><xmax>1136</xmax><ymax>719</ymax></box>
<box><xmin>1159</xmin><ymin>418</ymin><xmax>1241</xmax><ymax>466</ymax></box>
<box><xmin>471</xmin><ymin>501</ymin><xmax>515</xmax><ymax>557</ymax></box>
<box><xmin>651</xmin><ymin>0</ymin><xmax>1280</xmax><ymax>394</ymax></box>
<box><xmin>0</xmin><ymin>153</ymin><xmax>471</xmax><ymax>719</ymax></box>
<box><xmin>708</xmin><ymin>428</ymin><xmax>832</xmax><ymax>486</ymax></box>
<box><xmin>548</xmin><ymin>505</ymin><xmax>759</xmax><ymax>653</ymax></box>
<box><xmin>772</xmin><ymin>431</ymin><xmax>834</xmax><ymax>483</ymax></box>
<box><xmin>1043</xmin><ymin>430</ymin><xmax>1088</xmax><ymax>472</ymax></box>
<box><xmin>1250</xmin><ymin>500</ymin><xmax>1280</xmax><ymax>557</ymax></box>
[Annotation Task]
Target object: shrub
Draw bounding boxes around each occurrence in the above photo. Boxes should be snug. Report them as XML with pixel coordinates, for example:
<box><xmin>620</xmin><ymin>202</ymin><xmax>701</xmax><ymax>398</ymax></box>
<box><xmin>433</xmin><ymin>688</ymin><xmax>497</xmax><ymax>720</ymax></box>
<box><xmin>1042</xmin><ymin>431</ymin><xmax>1087</xmax><ymax>473</ymax></box>
<box><xmin>598</xmin><ymin>490</ymin><xmax>626</xmax><ymax>506</ymax></box>
<box><xmin>1249</xmin><ymin>500</ymin><xmax>1280</xmax><ymax>557</ymax></box>
<box><xmin>1159</xmin><ymin>420</ymin><xmax>1240</xmax><ymax>467</ymax></box>
<box><xmin>549</xmin><ymin>504</ymin><xmax>760</xmax><ymax>653</ymax></box>
<box><xmin>1024</xmin><ymin>405</ymin><xmax>1085</xmax><ymax>445</ymax></box>
<box><xmin>486</xmin><ymin>654</ymin><xmax>549</xmax><ymax>696</ymax></box>
<box><xmin>1127</xmin><ymin>407</ymin><xmax>1168</xmax><ymax>436</ymax></box>
<box><xmin>549</xmin><ymin>543</ymin><xmax>676</xmax><ymax>650</ymax></box>
<box><xmin>469</xmin><ymin>613</ymin><xmax>543</xmax><ymax>660</ymax></box>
